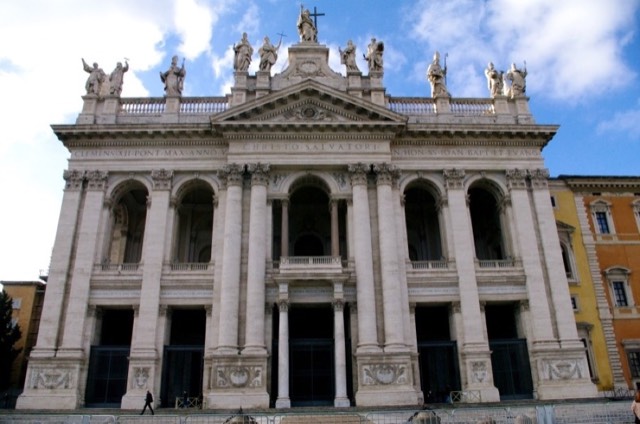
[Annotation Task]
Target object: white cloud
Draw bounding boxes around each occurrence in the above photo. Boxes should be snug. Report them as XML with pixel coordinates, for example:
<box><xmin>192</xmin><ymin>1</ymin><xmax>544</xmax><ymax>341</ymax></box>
<box><xmin>174</xmin><ymin>0</ymin><xmax>215</xmax><ymax>59</ymax></box>
<box><xmin>597</xmin><ymin>106</ymin><xmax>640</xmax><ymax>140</ymax></box>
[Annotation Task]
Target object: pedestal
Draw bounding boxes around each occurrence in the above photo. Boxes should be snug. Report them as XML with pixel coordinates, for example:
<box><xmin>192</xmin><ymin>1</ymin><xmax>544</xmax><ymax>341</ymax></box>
<box><xmin>203</xmin><ymin>353</ymin><xmax>270</xmax><ymax>409</ymax></box>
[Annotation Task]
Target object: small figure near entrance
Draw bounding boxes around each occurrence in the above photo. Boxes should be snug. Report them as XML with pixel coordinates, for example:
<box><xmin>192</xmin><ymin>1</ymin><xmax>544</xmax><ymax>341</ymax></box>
<box><xmin>632</xmin><ymin>390</ymin><xmax>640</xmax><ymax>424</ymax></box>
<box><xmin>140</xmin><ymin>390</ymin><xmax>154</xmax><ymax>415</ymax></box>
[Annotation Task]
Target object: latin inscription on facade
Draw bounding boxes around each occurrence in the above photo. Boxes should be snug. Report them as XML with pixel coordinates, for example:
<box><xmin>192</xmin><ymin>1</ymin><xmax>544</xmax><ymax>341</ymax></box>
<box><xmin>233</xmin><ymin>141</ymin><xmax>387</xmax><ymax>154</ymax></box>
<box><xmin>71</xmin><ymin>147</ymin><xmax>228</xmax><ymax>159</ymax></box>
<box><xmin>392</xmin><ymin>146</ymin><xmax>540</xmax><ymax>159</ymax></box>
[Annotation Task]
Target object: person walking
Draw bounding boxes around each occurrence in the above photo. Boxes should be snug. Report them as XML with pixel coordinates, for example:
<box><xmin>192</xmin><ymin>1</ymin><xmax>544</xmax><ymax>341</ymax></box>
<box><xmin>633</xmin><ymin>391</ymin><xmax>640</xmax><ymax>424</ymax></box>
<box><xmin>141</xmin><ymin>390</ymin><xmax>154</xmax><ymax>415</ymax></box>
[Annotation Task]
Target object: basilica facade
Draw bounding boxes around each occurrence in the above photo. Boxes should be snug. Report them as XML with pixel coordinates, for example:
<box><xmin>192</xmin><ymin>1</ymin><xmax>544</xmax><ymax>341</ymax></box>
<box><xmin>17</xmin><ymin>28</ymin><xmax>597</xmax><ymax>410</ymax></box>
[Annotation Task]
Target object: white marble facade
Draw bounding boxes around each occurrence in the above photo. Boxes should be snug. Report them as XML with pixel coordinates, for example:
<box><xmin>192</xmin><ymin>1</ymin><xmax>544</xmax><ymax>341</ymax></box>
<box><xmin>17</xmin><ymin>39</ymin><xmax>596</xmax><ymax>410</ymax></box>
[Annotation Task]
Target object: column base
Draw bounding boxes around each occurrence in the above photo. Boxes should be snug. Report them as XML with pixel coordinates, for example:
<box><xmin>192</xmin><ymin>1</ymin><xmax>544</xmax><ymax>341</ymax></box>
<box><xmin>354</xmin><ymin>351</ymin><xmax>420</xmax><ymax>407</ymax></box>
<box><xmin>16</xmin><ymin>357</ymin><xmax>84</xmax><ymax>410</ymax></box>
<box><xmin>532</xmin><ymin>347</ymin><xmax>598</xmax><ymax>400</ymax></box>
<box><xmin>203</xmin><ymin>353</ymin><xmax>269</xmax><ymax>409</ymax></box>
<box><xmin>275</xmin><ymin>397</ymin><xmax>291</xmax><ymax>408</ymax></box>
<box><xmin>334</xmin><ymin>396</ymin><xmax>351</xmax><ymax>407</ymax></box>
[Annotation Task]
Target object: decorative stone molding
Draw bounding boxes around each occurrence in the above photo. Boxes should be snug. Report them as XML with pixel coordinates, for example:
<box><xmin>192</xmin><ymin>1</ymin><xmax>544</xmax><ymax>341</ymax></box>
<box><xmin>63</xmin><ymin>169</ymin><xmax>85</xmax><ymax>190</ymax></box>
<box><xmin>361</xmin><ymin>363</ymin><xmax>408</xmax><ymax>386</ymax></box>
<box><xmin>332</xmin><ymin>172</ymin><xmax>348</xmax><ymax>189</ymax></box>
<box><xmin>333</xmin><ymin>299</ymin><xmax>344</xmax><ymax>311</ymax></box>
<box><xmin>132</xmin><ymin>367</ymin><xmax>150</xmax><ymax>389</ymax></box>
<box><xmin>86</xmin><ymin>170</ymin><xmax>108</xmax><ymax>190</ymax></box>
<box><xmin>443</xmin><ymin>168</ymin><xmax>465</xmax><ymax>190</ymax></box>
<box><xmin>247</xmin><ymin>163</ymin><xmax>270</xmax><ymax>186</ymax></box>
<box><xmin>541</xmin><ymin>359</ymin><xmax>585</xmax><ymax>380</ymax></box>
<box><xmin>348</xmin><ymin>163</ymin><xmax>370</xmax><ymax>186</ymax></box>
<box><xmin>470</xmin><ymin>361</ymin><xmax>488</xmax><ymax>383</ymax></box>
<box><xmin>27</xmin><ymin>368</ymin><xmax>74</xmax><ymax>390</ymax></box>
<box><xmin>218</xmin><ymin>164</ymin><xmax>244</xmax><ymax>188</ymax></box>
<box><xmin>151</xmin><ymin>169</ymin><xmax>173</xmax><ymax>190</ymax></box>
<box><xmin>373</xmin><ymin>163</ymin><xmax>400</xmax><ymax>186</ymax></box>
<box><xmin>278</xmin><ymin>300</ymin><xmax>289</xmax><ymax>312</ymax></box>
<box><xmin>529</xmin><ymin>168</ymin><xmax>550</xmax><ymax>189</ymax></box>
<box><xmin>506</xmin><ymin>169</ymin><xmax>528</xmax><ymax>190</ymax></box>
<box><xmin>215</xmin><ymin>366</ymin><xmax>263</xmax><ymax>388</ymax></box>
<box><xmin>451</xmin><ymin>301</ymin><xmax>461</xmax><ymax>314</ymax></box>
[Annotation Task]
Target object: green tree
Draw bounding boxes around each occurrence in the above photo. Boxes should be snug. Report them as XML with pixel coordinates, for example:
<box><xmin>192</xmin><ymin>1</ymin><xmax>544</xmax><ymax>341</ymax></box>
<box><xmin>0</xmin><ymin>290</ymin><xmax>22</xmax><ymax>391</ymax></box>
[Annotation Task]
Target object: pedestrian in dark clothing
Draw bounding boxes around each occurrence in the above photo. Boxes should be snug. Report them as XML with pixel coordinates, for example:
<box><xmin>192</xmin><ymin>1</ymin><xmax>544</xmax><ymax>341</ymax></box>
<box><xmin>141</xmin><ymin>390</ymin><xmax>154</xmax><ymax>415</ymax></box>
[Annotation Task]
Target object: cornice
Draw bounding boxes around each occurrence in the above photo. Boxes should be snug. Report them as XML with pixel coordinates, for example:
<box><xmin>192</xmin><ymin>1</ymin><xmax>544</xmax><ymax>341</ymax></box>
<box><xmin>52</xmin><ymin>123</ymin><xmax>212</xmax><ymax>142</ymax></box>
<box><xmin>558</xmin><ymin>175</ymin><xmax>640</xmax><ymax>191</ymax></box>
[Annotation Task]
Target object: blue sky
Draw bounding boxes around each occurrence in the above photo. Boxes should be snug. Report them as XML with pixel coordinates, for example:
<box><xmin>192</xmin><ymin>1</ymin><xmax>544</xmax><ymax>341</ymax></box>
<box><xmin>0</xmin><ymin>0</ymin><xmax>639</xmax><ymax>281</ymax></box>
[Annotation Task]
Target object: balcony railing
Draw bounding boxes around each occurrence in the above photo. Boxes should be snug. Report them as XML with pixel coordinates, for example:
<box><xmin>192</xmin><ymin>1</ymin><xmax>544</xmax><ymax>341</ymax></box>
<box><xmin>476</xmin><ymin>258</ymin><xmax>517</xmax><ymax>268</ymax></box>
<box><xmin>277</xmin><ymin>256</ymin><xmax>343</xmax><ymax>273</ymax></box>
<box><xmin>408</xmin><ymin>260</ymin><xmax>449</xmax><ymax>270</ymax></box>
<box><xmin>96</xmin><ymin>263</ymin><xmax>140</xmax><ymax>272</ymax></box>
<box><xmin>170</xmin><ymin>262</ymin><xmax>211</xmax><ymax>271</ymax></box>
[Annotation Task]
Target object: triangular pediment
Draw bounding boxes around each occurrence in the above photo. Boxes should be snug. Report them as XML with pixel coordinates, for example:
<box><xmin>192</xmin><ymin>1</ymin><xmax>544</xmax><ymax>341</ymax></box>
<box><xmin>211</xmin><ymin>79</ymin><xmax>407</xmax><ymax>132</ymax></box>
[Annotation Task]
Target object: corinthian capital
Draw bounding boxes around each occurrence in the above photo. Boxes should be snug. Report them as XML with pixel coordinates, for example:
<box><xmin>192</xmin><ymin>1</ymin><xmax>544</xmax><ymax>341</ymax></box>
<box><xmin>528</xmin><ymin>168</ymin><xmax>550</xmax><ymax>189</ymax></box>
<box><xmin>247</xmin><ymin>163</ymin><xmax>270</xmax><ymax>186</ymax></box>
<box><xmin>372</xmin><ymin>163</ymin><xmax>400</xmax><ymax>186</ymax></box>
<box><xmin>443</xmin><ymin>168</ymin><xmax>465</xmax><ymax>190</ymax></box>
<box><xmin>151</xmin><ymin>169</ymin><xmax>174</xmax><ymax>190</ymax></box>
<box><xmin>63</xmin><ymin>169</ymin><xmax>85</xmax><ymax>190</ymax></box>
<box><xmin>348</xmin><ymin>163</ymin><xmax>370</xmax><ymax>186</ymax></box>
<box><xmin>218</xmin><ymin>163</ymin><xmax>244</xmax><ymax>188</ymax></box>
<box><xmin>86</xmin><ymin>170</ymin><xmax>108</xmax><ymax>190</ymax></box>
<box><xmin>505</xmin><ymin>169</ymin><xmax>528</xmax><ymax>190</ymax></box>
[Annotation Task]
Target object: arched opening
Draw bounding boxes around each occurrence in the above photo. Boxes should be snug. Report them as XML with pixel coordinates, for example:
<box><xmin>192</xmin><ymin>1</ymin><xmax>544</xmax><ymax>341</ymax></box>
<box><xmin>289</xmin><ymin>183</ymin><xmax>331</xmax><ymax>256</ymax></box>
<box><xmin>107</xmin><ymin>183</ymin><xmax>148</xmax><ymax>264</ymax></box>
<box><xmin>174</xmin><ymin>184</ymin><xmax>214</xmax><ymax>263</ymax></box>
<box><xmin>468</xmin><ymin>185</ymin><xmax>505</xmax><ymax>260</ymax></box>
<box><xmin>404</xmin><ymin>185</ymin><xmax>443</xmax><ymax>261</ymax></box>
<box><xmin>294</xmin><ymin>233</ymin><xmax>324</xmax><ymax>256</ymax></box>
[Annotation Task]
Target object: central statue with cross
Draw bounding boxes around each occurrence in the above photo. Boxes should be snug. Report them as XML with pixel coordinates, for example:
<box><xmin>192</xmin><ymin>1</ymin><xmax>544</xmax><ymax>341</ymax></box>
<box><xmin>297</xmin><ymin>5</ymin><xmax>324</xmax><ymax>43</ymax></box>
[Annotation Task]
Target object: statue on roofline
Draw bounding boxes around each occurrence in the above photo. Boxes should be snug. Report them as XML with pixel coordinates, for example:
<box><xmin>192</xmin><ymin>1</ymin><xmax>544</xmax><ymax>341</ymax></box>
<box><xmin>504</xmin><ymin>62</ymin><xmax>527</xmax><ymax>98</ymax></box>
<box><xmin>160</xmin><ymin>55</ymin><xmax>186</xmax><ymax>97</ymax></box>
<box><xmin>484</xmin><ymin>62</ymin><xmax>504</xmax><ymax>98</ymax></box>
<box><xmin>364</xmin><ymin>38</ymin><xmax>384</xmax><ymax>73</ymax></box>
<box><xmin>297</xmin><ymin>6</ymin><xmax>318</xmax><ymax>42</ymax></box>
<box><xmin>339</xmin><ymin>40</ymin><xmax>360</xmax><ymax>73</ymax></box>
<box><xmin>81</xmin><ymin>58</ymin><xmax>106</xmax><ymax>96</ymax></box>
<box><xmin>258</xmin><ymin>36</ymin><xmax>282</xmax><ymax>72</ymax></box>
<box><xmin>427</xmin><ymin>51</ymin><xmax>450</xmax><ymax>98</ymax></box>
<box><xmin>233</xmin><ymin>32</ymin><xmax>253</xmax><ymax>72</ymax></box>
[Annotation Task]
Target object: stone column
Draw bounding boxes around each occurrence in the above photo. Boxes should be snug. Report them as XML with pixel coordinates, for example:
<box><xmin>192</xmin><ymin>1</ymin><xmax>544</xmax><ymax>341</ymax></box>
<box><xmin>121</xmin><ymin>169</ymin><xmax>173</xmax><ymax>409</ymax></box>
<box><xmin>216</xmin><ymin>164</ymin><xmax>244</xmax><ymax>353</ymax></box>
<box><xmin>505</xmin><ymin>169</ymin><xmax>555</xmax><ymax>342</ymax></box>
<box><xmin>443</xmin><ymin>169</ymin><xmax>499</xmax><ymax>401</ymax></box>
<box><xmin>333</xmin><ymin>299</ymin><xmax>350</xmax><ymax>407</ymax></box>
<box><xmin>244</xmin><ymin>163</ymin><xmax>270</xmax><ymax>353</ymax></box>
<box><xmin>275</xmin><ymin>299</ymin><xmax>291</xmax><ymax>408</ymax></box>
<box><xmin>281</xmin><ymin>199</ymin><xmax>289</xmax><ymax>257</ymax></box>
<box><xmin>347</xmin><ymin>163</ymin><xmax>379</xmax><ymax>352</ymax></box>
<box><xmin>58</xmin><ymin>171</ymin><xmax>109</xmax><ymax>357</ymax></box>
<box><xmin>330</xmin><ymin>198</ymin><xmax>340</xmax><ymax>257</ymax></box>
<box><xmin>530</xmin><ymin>169</ymin><xmax>582</xmax><ymax>342</ymax></box>
<box><xmin>373</xmin><ymin>163</ymin><xmax>406</xmax><ymax>351</ymax></box>
<box><xmin>30</xmin><ymin>170</ymin><xmax>85</xmax><ymax>357</ymax></box>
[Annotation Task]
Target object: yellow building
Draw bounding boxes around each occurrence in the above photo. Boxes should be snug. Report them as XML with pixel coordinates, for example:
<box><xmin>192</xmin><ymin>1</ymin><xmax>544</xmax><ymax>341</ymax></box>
<box><xmin>549</xmin><ymin>179</ymin><xmax>625</xmax><ymax>392</ymax></box>
<box><xmin>1</xmin><ymin>280</ymin><xmax>46</xmax><ymax>390</ymax></box>
<box><xmin>558</xmin><ymin>176</ymin><xmax>640</xmax><ymax>391</ymax></box>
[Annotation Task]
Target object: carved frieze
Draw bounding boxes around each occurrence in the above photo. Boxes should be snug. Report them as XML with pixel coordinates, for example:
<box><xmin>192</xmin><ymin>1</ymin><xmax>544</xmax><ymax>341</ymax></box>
<box><xmin>361</xmin><ymin>363</ymin><xmax>408</xmax><ymax>386</ymax></box>
<box><xmin>541</xmin><ymin>359</ymin><xmax>585</xmax><ymax>380</ymax></box>
<box><xmin>215</xmin><ymin>366</ymin><xmax>263</xmax><ymax>388</ymax></box>
<box><xmin>132</xmin><ymin>367</ymin><xmax>150</xmax><ymax>389</ymax></box>
<box><xmin>27</xmin><ymin>368</ymin><xmax>74</xmax><ymax>390</ymax></box>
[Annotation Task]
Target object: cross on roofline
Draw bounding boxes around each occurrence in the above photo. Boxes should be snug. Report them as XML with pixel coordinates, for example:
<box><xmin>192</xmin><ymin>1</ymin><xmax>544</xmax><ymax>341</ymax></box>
<box><xmin>308</xmin><ymin>5</ymin><xmax>325</xmax><ymax>28</ymax></box>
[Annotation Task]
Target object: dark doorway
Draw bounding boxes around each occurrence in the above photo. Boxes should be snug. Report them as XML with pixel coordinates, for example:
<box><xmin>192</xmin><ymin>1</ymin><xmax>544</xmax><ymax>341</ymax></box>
<box><xmin>293</xmin><ymin>234</ymin><xmax>324</xmax><ymax>256</ymax></box>
<box><xmin>85</xmin><ymin>309</ymin><xmax>134</xmax><ymax>407</ymax></box>
<box><xmin>161</xmin><ymin>309</ymin><xmax>205</xmax><ymax>407</ymax></box>
<box><xmin>485</xmin><ymin>304</ymin><xmax>533</xmax><ymax>400</ymax></box>
<box><xmin>289</xmin><ymin>305</ymin><xmax>335</xmax><ymax>406</ymax></box>
<box><xmin>415</xmin><ymin>306</ymin><xmax>460</xmax><ymax>403</ymax></box>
